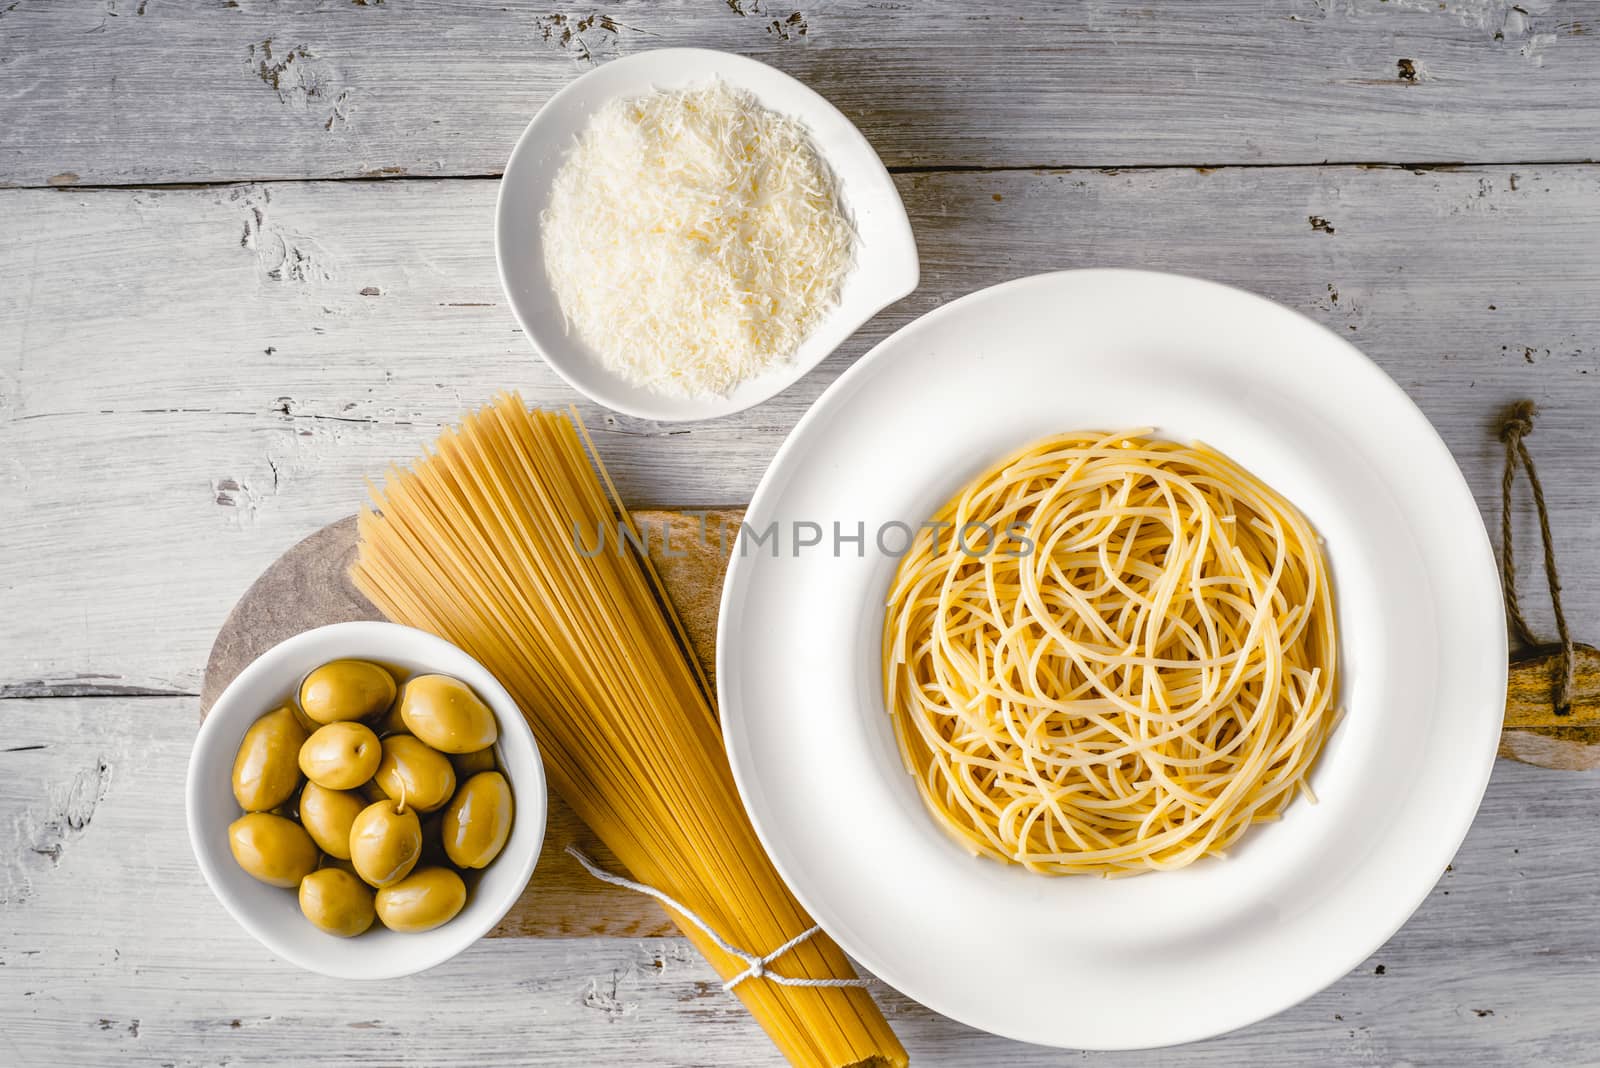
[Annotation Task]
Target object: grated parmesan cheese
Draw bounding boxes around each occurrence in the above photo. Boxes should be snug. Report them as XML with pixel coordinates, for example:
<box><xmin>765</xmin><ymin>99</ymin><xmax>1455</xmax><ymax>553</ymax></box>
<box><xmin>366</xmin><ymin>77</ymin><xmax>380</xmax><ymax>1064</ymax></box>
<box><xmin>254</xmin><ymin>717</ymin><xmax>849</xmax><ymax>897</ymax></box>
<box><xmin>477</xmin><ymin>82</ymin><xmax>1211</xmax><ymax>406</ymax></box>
<box><xmin>540</xmin><ymin>82</ymin><xmax>855</xmax><ymax>398</ymax></box>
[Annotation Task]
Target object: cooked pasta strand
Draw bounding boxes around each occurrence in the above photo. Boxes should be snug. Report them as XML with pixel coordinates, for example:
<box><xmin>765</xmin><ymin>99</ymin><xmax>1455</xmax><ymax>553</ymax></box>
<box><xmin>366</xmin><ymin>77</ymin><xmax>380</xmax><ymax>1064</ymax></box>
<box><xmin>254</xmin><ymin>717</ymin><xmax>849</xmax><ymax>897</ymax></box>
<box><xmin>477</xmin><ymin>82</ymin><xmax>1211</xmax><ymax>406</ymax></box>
<box><xmin>883</xmin><ymin>431</ymin><xmax>1338</xmax><ymax>877</ymax></box>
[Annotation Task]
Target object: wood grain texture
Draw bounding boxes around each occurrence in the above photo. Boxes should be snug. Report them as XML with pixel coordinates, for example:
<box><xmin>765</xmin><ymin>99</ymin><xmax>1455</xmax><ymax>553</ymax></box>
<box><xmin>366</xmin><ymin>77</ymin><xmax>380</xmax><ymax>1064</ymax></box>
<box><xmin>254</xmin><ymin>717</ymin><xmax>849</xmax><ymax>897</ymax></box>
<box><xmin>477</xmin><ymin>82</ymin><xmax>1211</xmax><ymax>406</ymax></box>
<box><xmin>3</xmin><ymin>696</ymin><xmax>1597</xmax><ymax>1066</ymax></box>
<box><xmin>200</xmin><ymin>516</ymin><xmax>380</xmax><ymax>714</ymax></box>
<box><xmin>200</xmin><ymin>510</ymin><xmax>741</xmax><ymax>709</ymax></box>
<box><xmin>7</xmin><ymin>3</ymin><xmax>1600</xmax><ymax>1063</ymax></box>
<box><xmin>3</xmin><ymin>0</ymin><xmax>1600</xmax><ymax>186</ymax></box>
<box><xmin>5</xmin><ymin>167</ymin><xmax>1600</xmax><ymax>695</ymax></box>
<box><xmin>1502</xmin><ymin>643</ymin><xmax>1600</xmax><ymax>769</ymax></box>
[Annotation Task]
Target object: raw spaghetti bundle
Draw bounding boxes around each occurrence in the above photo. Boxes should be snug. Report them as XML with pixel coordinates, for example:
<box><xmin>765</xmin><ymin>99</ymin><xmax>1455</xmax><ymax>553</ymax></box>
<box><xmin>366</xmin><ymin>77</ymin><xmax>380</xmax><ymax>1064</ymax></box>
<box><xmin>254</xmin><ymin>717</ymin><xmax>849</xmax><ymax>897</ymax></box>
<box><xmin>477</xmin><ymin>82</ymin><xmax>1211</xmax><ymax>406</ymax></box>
<box><xmin>884</xmin><ymin>431</ymin><xmax>1338</xmax><ymax>877</ymax></box>
<box><xmin>352</xmin><ymin>394</ymin><xmax>905</xmax><ymax>1068</ymax></box>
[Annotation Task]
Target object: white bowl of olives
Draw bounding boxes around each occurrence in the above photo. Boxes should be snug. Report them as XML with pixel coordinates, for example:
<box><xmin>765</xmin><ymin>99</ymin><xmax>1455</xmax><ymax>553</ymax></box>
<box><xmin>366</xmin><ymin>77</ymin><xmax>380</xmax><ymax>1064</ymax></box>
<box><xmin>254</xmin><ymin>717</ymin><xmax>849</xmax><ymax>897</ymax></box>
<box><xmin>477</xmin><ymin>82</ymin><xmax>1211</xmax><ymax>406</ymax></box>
<box><xmin>187</xmin><ymin>621</ymin><xmax>547</xmax><ymax>978</ymax></box>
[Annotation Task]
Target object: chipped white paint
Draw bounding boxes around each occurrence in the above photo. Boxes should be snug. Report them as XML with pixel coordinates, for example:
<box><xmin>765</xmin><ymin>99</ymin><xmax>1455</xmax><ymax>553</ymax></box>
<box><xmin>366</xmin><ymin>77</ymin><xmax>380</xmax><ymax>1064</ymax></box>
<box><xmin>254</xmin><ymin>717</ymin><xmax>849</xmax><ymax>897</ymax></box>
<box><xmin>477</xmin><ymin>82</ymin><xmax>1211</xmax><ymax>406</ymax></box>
<box><xmin>3</xmin><ymin>0</ymin><xmax>1600</xmax><ymax>186</ymax></box>
<box><xmin>1</xmin><ymin>699</ymin><xmax>1597</xmax><ymax>1065</ymax></box>
<box><xmin>3</xmin><ymin>750</ymin><xmax>112</xmax><ymax>908</ymax></box>
<box><xmin>6</xmin><ymin>2</ymin><xmax>1600</xmax><ymax>1064</ymax></box>
<box><xmin>4</xmin><ymin>166</ymin><xmax>1599</xmax><ymax>695</ymax></box>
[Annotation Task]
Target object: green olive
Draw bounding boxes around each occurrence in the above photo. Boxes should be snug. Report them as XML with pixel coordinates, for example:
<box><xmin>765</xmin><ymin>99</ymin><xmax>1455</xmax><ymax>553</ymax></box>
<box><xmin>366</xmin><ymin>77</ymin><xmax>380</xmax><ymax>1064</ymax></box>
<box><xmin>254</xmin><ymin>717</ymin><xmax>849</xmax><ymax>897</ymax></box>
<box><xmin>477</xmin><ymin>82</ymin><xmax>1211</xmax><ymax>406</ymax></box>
<box><xmin>228</xmin><ymin>812</ymin><xmax>319</xmax><ymax>888</ymax></box>
<box><xmin>298</xmin><ymin>867</ymin><xmax>376</xmax><ymax>938</ymax></box>
<box><xmin>299</xmin><ymin>660</ymin><xmax>397</xmax><ymax>725</ymax></box>
<box><xmin>348</xmin><ymin>799</ymin><xmax>422</xmax><ymax>888</ymax></box>
<box><xmin>299</xmin><ymin>722</ymin><xmax>381</xmax><ymax>791</ymax></box>
<box><xmin>231</xmin><ymin>706</ymin><xmax>308</xmax><ymax>812</ymax></box>
<box><xmin>400</xmin><ymin>675</ymin><xmax>498</xmax><ymax>754</ymax></box>
<box><xmin>374</xmin><ymin>735</ymin><xmax>456</xmax><ymax>813</ymax></box>
<box><xmin>298</xmin><ymin>781</ymin><xmax>367</xmax><ymax>860</ymax></box>
<box><xmin>442</xmin><ymin>771</ymin><xmax>514</xmax><ymax>870</ymax></box>
<box><xmin>450</xmin><ymin>746</ymin><xmax>498</xmax><ymax>780</ymax></box>
<box><xmin>374</xmin><ymin>867</ymin><xmax>467</xmax><ymax>933</ymax></box>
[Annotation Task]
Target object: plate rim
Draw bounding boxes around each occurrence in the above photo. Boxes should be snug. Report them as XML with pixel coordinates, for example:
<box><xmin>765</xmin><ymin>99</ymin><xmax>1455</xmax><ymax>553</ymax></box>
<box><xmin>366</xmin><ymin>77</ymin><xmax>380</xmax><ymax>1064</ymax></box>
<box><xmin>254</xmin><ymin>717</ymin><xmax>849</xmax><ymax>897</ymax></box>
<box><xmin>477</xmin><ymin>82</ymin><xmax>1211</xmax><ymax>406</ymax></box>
<box><xmin>715</xmin><ymin>267</ymin><xmax>1507</xmax><ymax>1050</ymax></box>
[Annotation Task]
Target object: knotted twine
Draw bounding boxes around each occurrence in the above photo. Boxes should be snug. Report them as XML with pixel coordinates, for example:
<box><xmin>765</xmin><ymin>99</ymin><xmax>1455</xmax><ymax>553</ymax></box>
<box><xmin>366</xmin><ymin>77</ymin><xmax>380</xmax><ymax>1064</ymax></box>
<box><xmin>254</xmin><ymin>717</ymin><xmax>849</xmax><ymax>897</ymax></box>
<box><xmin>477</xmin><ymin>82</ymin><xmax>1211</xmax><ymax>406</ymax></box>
<box><xmin>565</xmin><ymin>846</ymin><xmax>868</xmax><ymax>992</ymax></box>
<box><xmin>1499</xmin><ymin>400</ymin><xmax>1574</xmax><ymax>714</ymax></box>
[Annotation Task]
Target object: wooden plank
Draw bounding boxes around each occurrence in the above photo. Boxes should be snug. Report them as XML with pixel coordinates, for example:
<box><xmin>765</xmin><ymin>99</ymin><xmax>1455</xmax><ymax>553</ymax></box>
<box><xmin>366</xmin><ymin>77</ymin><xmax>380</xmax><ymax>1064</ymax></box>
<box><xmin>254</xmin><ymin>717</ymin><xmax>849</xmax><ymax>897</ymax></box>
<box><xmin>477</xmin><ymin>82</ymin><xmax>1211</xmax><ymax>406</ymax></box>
<box><xmin>3</xmin><ymin>696</ymin><xmax>1598</xmax><ymax>1064</ymax></box>
<box><xmin>5</xmin><ymin>165</ymin><xmax>1600</xmax><ymax>695</ymax></box>
<box><xmin>3</xmin><ymin>0</ymin><xmax>1600</xmax><ymax>186</ymax></box>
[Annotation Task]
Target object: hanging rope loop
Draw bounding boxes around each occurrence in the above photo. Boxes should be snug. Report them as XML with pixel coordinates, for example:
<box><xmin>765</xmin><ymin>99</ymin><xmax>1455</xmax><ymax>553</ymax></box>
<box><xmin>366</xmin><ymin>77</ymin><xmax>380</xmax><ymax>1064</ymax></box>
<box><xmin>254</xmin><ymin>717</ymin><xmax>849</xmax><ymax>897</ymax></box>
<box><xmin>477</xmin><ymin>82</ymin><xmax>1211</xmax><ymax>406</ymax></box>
<box><xmin>1498</xmin><ymin>400</ymin><xmax>1574</xmax><ymax>714</ymax></box>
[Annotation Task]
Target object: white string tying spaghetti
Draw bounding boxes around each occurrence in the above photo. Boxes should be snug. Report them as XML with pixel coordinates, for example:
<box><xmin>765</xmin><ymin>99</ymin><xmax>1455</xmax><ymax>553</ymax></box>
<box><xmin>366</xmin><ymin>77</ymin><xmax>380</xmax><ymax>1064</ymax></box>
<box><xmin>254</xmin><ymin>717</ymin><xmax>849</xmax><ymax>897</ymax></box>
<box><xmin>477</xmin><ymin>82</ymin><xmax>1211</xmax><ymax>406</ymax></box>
<box><xmin>566</xmin><ymin>846</ymin><xmax>869</xmax><ymax>992</ymax></box>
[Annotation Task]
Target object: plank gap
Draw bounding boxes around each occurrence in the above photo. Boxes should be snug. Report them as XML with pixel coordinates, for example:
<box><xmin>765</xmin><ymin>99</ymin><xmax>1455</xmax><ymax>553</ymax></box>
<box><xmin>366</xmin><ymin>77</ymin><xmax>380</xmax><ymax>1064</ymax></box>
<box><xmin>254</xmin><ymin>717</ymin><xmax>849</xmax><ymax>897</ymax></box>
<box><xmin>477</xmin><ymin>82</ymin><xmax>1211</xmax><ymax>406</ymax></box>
<box><xmin>9</xmin><ymin>157</ymin><xmax>1600</xmax><ymax>192</ymax></box>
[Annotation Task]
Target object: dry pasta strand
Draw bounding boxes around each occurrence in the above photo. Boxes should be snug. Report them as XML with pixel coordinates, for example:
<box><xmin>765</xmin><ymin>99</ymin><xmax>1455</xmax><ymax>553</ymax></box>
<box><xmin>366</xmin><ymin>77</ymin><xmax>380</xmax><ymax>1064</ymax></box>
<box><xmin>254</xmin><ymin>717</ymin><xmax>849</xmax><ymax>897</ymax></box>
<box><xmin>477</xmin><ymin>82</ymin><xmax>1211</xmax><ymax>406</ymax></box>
<box><xmin>352</xmin><ymin>394</ymin><xmax>906</xmax><ymax>1068</ymax></box>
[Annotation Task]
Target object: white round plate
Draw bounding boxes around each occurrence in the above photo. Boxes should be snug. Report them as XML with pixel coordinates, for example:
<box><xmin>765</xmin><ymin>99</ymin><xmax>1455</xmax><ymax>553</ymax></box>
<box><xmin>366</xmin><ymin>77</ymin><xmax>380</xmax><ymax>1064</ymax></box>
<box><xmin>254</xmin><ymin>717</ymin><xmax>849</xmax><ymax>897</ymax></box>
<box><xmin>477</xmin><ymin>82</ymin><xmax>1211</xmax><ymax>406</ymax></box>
<box><xmin>495</xmin><ymin>48</ymin><xmax>918</xmax><ymax>422</ymax></box>
<box><xmin>717</xmin><ymin>270</ymin><xmax>1506</xmax><ymax>1050</ymax></box>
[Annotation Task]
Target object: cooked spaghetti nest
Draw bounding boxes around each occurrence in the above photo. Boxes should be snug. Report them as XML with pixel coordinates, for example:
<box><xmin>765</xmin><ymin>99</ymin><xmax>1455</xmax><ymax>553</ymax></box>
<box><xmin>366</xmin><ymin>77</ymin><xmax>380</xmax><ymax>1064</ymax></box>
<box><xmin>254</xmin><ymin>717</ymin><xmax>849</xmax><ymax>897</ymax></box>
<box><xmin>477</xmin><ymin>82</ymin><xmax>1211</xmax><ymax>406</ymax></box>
<box><xmin>882</xmin><ymin>431</ymin><xmax>1338</xmax><ymax>876</ymax></box>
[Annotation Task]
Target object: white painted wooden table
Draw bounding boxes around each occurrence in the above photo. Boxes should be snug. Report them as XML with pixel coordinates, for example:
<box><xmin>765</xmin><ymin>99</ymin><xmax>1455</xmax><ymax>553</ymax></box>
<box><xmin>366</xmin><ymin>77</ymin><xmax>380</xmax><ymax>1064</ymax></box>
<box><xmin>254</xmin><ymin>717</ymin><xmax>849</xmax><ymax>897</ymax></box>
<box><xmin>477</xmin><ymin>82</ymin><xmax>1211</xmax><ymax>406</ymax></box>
<box><xmin>4</xmin><ymin>2</ymin><xmax>1600</xmax><ymax>1065</ymax></box>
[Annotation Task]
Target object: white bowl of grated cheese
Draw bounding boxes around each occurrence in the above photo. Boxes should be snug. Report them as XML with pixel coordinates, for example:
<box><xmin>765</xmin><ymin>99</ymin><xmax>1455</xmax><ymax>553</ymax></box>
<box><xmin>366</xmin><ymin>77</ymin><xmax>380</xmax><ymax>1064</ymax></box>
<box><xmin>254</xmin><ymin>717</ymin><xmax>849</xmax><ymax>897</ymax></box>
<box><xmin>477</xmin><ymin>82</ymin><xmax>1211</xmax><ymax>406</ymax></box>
<box><xmin>495</xmin><ymin>48</ymin><xmax>919</xmax><ymax>422</ymax></box>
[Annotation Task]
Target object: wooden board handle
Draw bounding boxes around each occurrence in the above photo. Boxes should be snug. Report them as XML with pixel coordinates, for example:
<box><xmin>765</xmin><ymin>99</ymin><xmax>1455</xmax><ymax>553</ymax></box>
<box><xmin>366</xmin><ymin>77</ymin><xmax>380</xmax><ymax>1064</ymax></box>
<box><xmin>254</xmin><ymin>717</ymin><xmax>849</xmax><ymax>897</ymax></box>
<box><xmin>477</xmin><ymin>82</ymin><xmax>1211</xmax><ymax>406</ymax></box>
<box><xmin>1501</xmin><ymin>643</ymin><xmax>1600</xmax><ymax>770</ymax></box>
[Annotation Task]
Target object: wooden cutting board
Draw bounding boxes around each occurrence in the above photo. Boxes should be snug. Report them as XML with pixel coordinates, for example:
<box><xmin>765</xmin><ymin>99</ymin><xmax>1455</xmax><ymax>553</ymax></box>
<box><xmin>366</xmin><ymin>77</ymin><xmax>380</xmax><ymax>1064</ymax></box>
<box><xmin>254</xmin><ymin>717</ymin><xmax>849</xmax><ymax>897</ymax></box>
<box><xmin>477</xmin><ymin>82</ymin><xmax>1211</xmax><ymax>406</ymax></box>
<box><xmin>202</xmin><ymin>510</ymin><xmax>1593</xmax><ymax>938</ymax></box>
<box><xmin>200</xmin><ymin>509</ymin><xmax>743</xmax><ymax>939</ymax></box>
